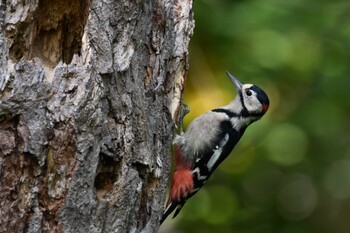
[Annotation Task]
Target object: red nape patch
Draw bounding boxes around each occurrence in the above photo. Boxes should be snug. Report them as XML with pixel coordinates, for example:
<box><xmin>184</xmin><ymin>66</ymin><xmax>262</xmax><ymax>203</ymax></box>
<box><xmin>262</xmin><ymin>104</ymin><xmax>269</xmax><ymax>113</ymax></box>
<box><xmin>170</xmin><ymin>166</ymin><xmax>194</xmax><ymax>202</ymax></box>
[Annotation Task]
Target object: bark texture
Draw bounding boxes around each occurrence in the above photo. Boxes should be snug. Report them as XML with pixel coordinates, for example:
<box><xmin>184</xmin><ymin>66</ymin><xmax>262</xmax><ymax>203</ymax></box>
<box><xmin>0</xmin><ymin>0</ymin><xmax>194</xmax><ymax>232</ymax></box>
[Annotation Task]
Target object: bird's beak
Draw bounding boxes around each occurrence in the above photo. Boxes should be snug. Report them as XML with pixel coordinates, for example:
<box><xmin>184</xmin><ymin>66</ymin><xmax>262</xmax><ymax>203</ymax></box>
<box><xmin>226</xmin><ymin>71</ymin><xmax>243</xmax><ymax>92</ymax></box>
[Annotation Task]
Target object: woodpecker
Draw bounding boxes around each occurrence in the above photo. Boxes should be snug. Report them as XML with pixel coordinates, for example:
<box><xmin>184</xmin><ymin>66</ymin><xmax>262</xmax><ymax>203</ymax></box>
<box><xmin>160</xmin><ymin>72</ymin><xmax>269</xmax><ymax>224</ymax></box>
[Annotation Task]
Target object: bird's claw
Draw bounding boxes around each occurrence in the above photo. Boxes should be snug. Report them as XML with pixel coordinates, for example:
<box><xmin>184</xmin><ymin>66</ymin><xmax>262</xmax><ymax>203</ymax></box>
<box><xmin>178</xmin><ymin>103</ymin><xmax>190</xmax><ymax>135</ymax></box>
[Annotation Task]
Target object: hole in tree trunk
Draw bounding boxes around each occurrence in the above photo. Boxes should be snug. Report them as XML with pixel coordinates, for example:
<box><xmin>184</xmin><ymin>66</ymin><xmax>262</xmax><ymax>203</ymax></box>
<box><xmin>8</xmin><ymin>0</ymin><xmax>92</xmax><ymax>67</ymax></box>
<box><xmin>94</xmin><ymin>154</ymin><xmax>120</xmax><ymax>199</ymax></box>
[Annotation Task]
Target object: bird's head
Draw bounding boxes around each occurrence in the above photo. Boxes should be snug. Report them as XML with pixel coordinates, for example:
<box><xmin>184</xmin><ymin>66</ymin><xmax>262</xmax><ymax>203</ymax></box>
<box><xmin>227</xmin><ymin>71</ymin><xmax>269</xmax><ymax>117</ymax></box>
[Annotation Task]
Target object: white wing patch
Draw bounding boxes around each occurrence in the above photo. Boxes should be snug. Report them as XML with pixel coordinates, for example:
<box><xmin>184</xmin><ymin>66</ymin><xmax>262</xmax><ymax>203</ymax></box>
<box><xmin>192</xmin><ymin>167</ymin><xmax>207</xmax><ymax>180</ymax></box>
<box><xmin>207</xmin><ymin>133</ymin><xmax>230</xmax><ymax>171</ymax></box>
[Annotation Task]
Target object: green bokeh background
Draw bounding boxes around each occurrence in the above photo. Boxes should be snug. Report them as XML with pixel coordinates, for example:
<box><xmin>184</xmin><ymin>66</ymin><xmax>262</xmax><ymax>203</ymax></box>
<box><xmin>160</xmin><ymin>0</ymin><xmax>350</xmax><ymax>232</ymax></box>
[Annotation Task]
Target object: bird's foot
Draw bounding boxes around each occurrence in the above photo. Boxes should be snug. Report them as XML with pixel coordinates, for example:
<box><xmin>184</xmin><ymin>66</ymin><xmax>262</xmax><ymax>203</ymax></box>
<box><xmin>178</xmin><ymin>103</ymin><xmax>190</xmax><ymax>135</ymax></box>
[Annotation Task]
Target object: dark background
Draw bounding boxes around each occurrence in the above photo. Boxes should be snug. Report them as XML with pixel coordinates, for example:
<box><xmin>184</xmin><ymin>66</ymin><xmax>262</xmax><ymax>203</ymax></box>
<box><xmin>161</xmin><ymin>0</ymin><xmax>350</xmax><ymax>232</ymax></box>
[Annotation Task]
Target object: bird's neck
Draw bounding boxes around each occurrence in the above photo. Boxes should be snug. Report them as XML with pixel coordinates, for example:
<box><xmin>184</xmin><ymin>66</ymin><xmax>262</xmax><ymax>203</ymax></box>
<box><xmin>224</xmin><ymin>97</ymin><xmax>243</xmax><ymax>115</ymax></box>
<box><xmin>223</xmin><ymin>98</ymin><xmax>259</xmax><ymax>129</ymax></box>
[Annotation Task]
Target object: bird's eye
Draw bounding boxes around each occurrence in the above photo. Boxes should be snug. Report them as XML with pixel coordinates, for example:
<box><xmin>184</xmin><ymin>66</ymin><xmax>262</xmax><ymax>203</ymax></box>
<box><xmin>246</xmin><ymin>90</ymin><xmax>252</xmax><ymax>96</ymax></box>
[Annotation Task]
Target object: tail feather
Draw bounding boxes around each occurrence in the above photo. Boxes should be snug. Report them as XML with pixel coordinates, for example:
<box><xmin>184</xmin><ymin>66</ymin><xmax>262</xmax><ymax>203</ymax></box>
<box><xmin>160</xmin><ymin>145</ymin><xmax>194</xmax><ymax>225</ymax></box>
<box><xmin>172</xmin><ymin>202</ymin><xmax>185</xmax><ymax>219</ymax></box>
<box><xmin>160</xmin><ymin>201</ymin><xmax>178</xmax><ymax>225</ymax></box>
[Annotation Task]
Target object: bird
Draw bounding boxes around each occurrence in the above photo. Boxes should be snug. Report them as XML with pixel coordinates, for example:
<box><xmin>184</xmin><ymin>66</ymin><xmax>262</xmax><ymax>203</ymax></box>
<box><xmin>160</xmin><ymin>71</ymin><xmax>269</xmax><ymax>224</ymax></box>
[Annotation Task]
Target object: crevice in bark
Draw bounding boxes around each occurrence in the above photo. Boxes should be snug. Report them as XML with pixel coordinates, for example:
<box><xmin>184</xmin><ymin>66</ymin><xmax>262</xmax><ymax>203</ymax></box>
<box><xmin>94</xmin><ymin>153</ymin><xmax>121</xmax><ymax>200</ymax></box>
<box><xmin>8</xmin><ymin>0</ymin><xmax>92</xmax><ymax>67</ymax></box>
<box><xmin>37</xmin><ymin>121</ymin><xmax>77</xmax><ymax>231</ymax></box>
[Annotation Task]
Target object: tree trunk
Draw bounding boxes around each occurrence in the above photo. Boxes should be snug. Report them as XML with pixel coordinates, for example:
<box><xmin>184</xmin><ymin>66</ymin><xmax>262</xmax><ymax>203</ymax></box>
<box><xmin>0</xmin><ymin>0</ymin><xmax>193</xmax><ymax>232</ymax></box>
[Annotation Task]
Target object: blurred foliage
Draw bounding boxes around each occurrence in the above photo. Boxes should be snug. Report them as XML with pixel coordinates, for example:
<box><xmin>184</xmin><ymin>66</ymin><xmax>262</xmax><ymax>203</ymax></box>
<box><xmin>162</xmin><ymin>0</ymin><xmax>350</xmax><ymax>232</ymax></box>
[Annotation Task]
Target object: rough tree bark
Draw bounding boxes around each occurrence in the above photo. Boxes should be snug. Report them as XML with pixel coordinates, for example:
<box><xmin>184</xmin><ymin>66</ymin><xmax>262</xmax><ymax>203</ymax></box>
<box><xmin>0</xmin><ymin>0</ymin><xmax>193</xmax><ymax>232</ymax></box>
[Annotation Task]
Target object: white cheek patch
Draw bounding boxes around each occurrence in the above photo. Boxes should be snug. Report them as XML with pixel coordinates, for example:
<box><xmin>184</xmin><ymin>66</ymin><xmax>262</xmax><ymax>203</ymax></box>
<box><xmin>242</xmin><ymin>85</ymin><xmax>263</xmax><ymax>113</ymax></box>
<box><xmin>245</xmin><ymin>97</ymin><xmax>261</xmax><ymax>112</ymax></box>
